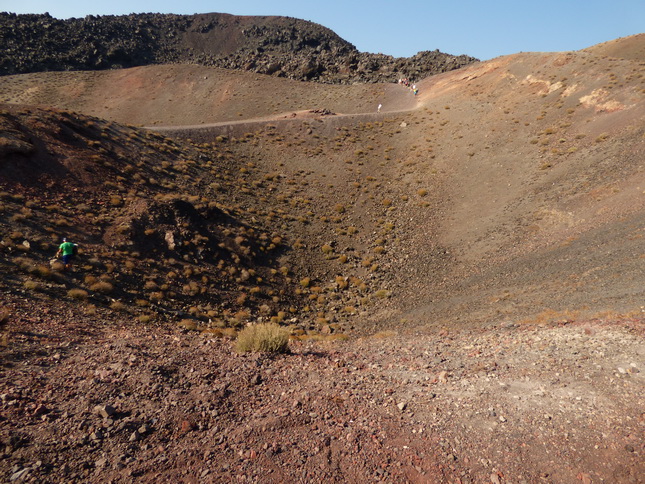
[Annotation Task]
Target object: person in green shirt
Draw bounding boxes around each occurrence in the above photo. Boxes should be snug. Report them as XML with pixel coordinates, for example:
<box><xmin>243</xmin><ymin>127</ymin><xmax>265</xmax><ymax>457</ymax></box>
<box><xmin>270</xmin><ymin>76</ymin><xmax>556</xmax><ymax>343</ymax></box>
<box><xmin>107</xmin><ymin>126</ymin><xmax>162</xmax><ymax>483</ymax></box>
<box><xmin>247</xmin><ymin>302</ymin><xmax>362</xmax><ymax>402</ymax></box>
<box><xmin>56</xmin><ymin>238</ymin><xmax>76</xmax><ymax>271</ymax></box>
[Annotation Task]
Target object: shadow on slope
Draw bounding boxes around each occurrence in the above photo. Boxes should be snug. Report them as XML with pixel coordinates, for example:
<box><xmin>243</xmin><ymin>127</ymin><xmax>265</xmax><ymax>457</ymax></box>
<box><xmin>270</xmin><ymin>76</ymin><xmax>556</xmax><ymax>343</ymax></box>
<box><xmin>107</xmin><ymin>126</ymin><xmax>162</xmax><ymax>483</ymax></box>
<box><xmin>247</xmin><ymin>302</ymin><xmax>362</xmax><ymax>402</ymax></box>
<box><xmin>0</xmin><ymin>104</ymin><xmax>394</xmax><ymax>337</ymax></box>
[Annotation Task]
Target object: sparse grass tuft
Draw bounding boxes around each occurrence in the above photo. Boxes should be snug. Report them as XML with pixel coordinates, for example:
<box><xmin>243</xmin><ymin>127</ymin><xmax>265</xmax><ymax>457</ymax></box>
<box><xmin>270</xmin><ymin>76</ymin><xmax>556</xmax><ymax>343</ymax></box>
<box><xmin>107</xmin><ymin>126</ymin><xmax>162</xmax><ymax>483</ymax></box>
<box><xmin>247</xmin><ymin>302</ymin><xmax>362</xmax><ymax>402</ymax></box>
<box><xmin>67</xmin><ymin>288</ymin><xmax>89</xmax><ymax>300</ymax></box>
<box><xmin>90</xmin><ymin>281</ymin><xmax>114</xmax><ymax>294</ymax></box>
<box><xmin>178</xmin><ymin>319</ymin><xmax>199</xmax><ymax>331</ymax></box>
<box><xmin>23</xmin><ymin>280</ymin><xmax>41</xmax><ymax>291</ymax></box>
<box><xmin>235</xmin><ymin>323</ymin><xmax>290</xmax><ymax>353</ymax></box>
<box><xmin>110</xmin><ymin>301</ymin><xmax>126</xmax><ymax>311</ymax></box>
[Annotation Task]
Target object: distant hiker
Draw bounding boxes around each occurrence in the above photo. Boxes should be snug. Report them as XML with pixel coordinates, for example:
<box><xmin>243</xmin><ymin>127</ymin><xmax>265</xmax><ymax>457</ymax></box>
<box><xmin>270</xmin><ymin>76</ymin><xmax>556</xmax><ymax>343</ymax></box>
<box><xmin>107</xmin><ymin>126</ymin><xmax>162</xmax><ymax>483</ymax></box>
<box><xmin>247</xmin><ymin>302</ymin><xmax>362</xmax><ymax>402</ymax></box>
<box><xmin>56</xmin><ymin>238</ymin><xmax>77</xmax><ymax>271</ymax></box>
<box><xmin>413</xmin><ymin>88</ymin><xmax>419</xmax><ymax>96</ymax></box>
<box><xmin>377</xmin><ymin>104</ymin><xmax>382</xmax><ymax>113</ymax></box>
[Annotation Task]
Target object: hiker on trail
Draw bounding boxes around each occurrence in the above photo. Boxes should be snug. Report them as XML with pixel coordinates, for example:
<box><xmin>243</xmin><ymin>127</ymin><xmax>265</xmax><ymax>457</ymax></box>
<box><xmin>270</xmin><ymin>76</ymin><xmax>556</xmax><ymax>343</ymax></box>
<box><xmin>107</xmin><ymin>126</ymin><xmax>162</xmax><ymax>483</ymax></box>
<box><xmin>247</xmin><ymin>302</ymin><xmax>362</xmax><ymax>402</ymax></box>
<box><xmin>377</xmin><ymin>103</ymin><xmax>382</xmax><ymax>113</ymax></box>
<box><xmin>56</xmin><ymin>238</ymin><xmax>77</xmax><ymax>271</ymax></box>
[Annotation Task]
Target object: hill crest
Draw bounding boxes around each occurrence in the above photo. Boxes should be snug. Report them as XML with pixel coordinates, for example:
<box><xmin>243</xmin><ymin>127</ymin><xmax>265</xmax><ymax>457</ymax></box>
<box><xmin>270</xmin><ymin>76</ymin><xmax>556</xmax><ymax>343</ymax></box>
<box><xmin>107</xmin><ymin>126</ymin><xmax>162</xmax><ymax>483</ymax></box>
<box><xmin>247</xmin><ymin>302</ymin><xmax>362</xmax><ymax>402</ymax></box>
<box><xmin>0</xmin><ymin>12</ymin><xmax>478</xmax><ymax>83</ymax></box>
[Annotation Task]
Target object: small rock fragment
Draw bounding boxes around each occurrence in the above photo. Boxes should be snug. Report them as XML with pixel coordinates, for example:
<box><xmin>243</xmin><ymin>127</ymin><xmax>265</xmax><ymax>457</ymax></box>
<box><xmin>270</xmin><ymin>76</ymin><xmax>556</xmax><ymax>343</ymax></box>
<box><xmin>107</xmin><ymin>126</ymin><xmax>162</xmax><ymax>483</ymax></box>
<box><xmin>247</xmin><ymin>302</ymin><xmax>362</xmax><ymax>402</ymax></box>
<box><xmin>10</xmin><ymin>468</ymin><xmax>31</xmax><ymax>482</ymax></box>
<box><xmin>94</xmin><ymin>404</ymin><xmax>116</xmax><ymax>419</ymax></box>
<box><xmin>180</xmin><ymin>419</ymin><xmax>194</xmax><ymax>432</ymax></box>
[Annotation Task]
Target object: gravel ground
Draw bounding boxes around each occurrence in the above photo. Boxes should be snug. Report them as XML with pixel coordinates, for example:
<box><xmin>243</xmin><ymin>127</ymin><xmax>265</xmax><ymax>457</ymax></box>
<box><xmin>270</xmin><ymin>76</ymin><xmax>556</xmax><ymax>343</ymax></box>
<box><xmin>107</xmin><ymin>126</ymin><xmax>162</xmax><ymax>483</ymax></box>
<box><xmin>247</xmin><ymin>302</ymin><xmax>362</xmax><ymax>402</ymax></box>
<box><xmin>1</xmin><ymin>295</ymin><xmax>643</xmax><ymax>483</ymax></box>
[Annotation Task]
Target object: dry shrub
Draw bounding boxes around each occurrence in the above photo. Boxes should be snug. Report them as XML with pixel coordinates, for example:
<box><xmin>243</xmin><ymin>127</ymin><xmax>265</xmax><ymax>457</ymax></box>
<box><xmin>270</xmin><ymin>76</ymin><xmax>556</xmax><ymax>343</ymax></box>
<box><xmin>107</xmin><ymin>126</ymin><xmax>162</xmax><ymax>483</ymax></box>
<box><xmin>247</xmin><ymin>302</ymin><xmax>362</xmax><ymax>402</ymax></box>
<box><xmin>143</xmin><ymin>280</ymin><xmax>159</xmax><ymax>291</ymax></box>
<box><xmin>335</xmin><ymin>276</ymin><xmax>349</xmax><ymax>290</ymax></box>
<box><xmin>149</xmin><ymin>291</ymin><xmax>164</xmax><ymax>302</ymax></box>
<box><xmin>84</xmin><ymin>275</ymin><xmax>98</xmax><ymax>285</ymax></box>
<box><xmin>110</xmin><ymin>301</ymin><xmax>126</xmax><ymax>311</ymax></box>
<box><xmin>374</xmin><ymin>289</ymin><xmax>391</xmax><ymax>299</ymax></box>
<box><xmin>178</xmin><ymin>319</ymin><xmax>199</xmax><ymax>331</ymax></box>
<box><xmin>371</xmin><ymin>330</ymin><xmax>397</xmax><ymax>339</ymax></box>
<box><xmin>235</xmin><ymin>323</ymin><xmax>289</xmax><ymax>354</ymax></box>
<box><xmin>67</xmin><ymin>289</ymin><xmax>89</xmax><ymax>300</ymax></box>
<box><xmin>30</xmin><ymin>265</ymin><xmax>52</xmax><ymax>279</ymax></box>
<box><xmin>50</xmin><ymin>260</ymin><xmax>65</xmax><ymax>272</ymax></box>
<box><xmin>90</xmin><ymin>281</ymin><xmax>114</xmax><ymax>294</ymax></box>
<box><xmin>23</xmin><ymin>280</ymin><xmax>41</xmax><ymax>291</ymax></box>
<box><xmin>325</xmin><ymin>333</ymin><xmax>349</xmax><ymax>342</ymax></box>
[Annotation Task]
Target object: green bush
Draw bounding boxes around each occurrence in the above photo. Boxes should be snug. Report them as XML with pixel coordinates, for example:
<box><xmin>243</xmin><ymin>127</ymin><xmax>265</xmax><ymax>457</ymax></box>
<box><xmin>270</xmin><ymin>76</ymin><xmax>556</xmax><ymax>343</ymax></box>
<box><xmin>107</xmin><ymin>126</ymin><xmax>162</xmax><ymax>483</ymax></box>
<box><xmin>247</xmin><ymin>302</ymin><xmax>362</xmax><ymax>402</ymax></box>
<box><xmin>235</xmin><ymin>323</ymin><xmax>289</xmax><ymax>354</ymax></box>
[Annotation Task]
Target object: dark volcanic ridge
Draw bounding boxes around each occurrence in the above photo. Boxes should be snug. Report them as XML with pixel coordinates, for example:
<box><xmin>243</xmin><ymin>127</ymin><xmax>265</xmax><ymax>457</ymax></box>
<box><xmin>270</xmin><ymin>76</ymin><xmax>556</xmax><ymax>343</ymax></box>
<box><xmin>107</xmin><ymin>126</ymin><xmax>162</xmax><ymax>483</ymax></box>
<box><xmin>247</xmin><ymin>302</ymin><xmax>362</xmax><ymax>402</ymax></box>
<box><xmin>0</xmin><ymin>12</ymin><xmax>478</xmax><ymax>83</ymax></box>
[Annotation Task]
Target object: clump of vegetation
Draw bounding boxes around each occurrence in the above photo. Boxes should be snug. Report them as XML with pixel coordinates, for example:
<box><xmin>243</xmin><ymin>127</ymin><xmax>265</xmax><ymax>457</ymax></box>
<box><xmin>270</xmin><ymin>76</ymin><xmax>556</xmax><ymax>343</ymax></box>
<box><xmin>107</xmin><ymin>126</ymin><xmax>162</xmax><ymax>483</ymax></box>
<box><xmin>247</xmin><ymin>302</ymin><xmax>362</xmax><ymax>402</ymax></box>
<box><xmin>110</xmin><ymin>301</ymin><xmax>126</xmax><ymax>311</ymax></box>
<box><xmin>23</xmin><ymin>280</ymin><xmax>41</xmax><ymax>291</ymax></box>
<box><xmin>67</xmin><ymin>289</ymin><xmax>89</xmax><ymax>300</ymax></box>
<box><xmin>89</xmin><ymin>281</ymin><xmax>114</xmax><ymax>294</ymax></box>
<box><xmin>235</xmin><ymin>323</ymin><xmax>290</xmax><ymax>353</ymax></box>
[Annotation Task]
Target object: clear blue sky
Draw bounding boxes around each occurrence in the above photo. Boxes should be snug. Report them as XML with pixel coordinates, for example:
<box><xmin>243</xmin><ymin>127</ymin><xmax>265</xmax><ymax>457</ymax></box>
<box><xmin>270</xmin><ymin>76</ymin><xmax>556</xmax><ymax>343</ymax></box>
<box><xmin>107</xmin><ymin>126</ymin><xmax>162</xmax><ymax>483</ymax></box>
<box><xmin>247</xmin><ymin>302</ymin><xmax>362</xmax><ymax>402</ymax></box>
<box><xmin>1</xmin><ymin>0</ymin><xmax>643</xmax><ymax>60</ymax></box>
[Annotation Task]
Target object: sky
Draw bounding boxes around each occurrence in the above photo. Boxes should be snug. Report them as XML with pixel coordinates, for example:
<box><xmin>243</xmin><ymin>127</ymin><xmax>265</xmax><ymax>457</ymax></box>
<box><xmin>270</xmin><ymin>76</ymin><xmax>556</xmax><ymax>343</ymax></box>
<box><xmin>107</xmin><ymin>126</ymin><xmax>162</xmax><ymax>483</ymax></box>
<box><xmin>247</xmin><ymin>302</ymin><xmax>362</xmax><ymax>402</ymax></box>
<box><xmin>1</xmin><ymin>0</ymin><xmax>643</xmax><ymax>61</ymax></box>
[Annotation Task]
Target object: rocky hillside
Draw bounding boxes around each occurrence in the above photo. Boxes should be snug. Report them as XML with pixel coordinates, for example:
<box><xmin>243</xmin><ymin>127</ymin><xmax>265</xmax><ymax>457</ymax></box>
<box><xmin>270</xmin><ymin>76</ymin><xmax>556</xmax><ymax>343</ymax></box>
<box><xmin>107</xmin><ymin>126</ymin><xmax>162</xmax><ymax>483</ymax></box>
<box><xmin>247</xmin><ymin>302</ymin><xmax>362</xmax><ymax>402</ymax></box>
<box><xmin>0</xmin><ymin>12</ymin><xmax>478</xmax><ymax>83</ymax></box>
<box><xmin>0</xmin><ymin>103</ymin><xmax>403</xmax><ymax>338</ymax></box>
<box><xmin>0</xmin><ymin>29</ymin><xmax>644</xmax><ymax>483</ymax></box>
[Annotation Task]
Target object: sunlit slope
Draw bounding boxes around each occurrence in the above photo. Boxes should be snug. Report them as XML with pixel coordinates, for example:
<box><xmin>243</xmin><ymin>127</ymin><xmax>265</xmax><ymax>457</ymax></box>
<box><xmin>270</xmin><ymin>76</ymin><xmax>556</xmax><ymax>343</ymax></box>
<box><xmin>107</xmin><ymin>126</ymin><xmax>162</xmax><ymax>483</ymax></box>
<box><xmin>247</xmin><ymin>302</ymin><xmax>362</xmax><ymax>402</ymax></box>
<box><xmin>0</xmin><ymin>64</ymin><xmax>418</xmax><ymax>126</ymax></box>
<box><xmin>1</xmin><ymin>35</ymin><xmax>643</xmax><ymax>327</ymax></box>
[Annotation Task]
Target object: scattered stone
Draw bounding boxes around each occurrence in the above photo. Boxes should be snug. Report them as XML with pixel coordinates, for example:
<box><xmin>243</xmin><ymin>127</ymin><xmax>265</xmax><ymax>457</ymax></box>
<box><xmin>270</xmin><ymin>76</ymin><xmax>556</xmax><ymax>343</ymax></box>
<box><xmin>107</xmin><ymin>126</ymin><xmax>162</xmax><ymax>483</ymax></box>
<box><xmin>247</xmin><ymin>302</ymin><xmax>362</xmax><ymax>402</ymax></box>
<box><xmin>10</xmin><ymin>468</ymin><xmax>31</xmax><ymax>482</ymax></box>
<box><xmin>180</xmin><ymin>420</ymin><xmax>194</xmax><ymax>433</ymax></box>
<box><xmin>93</xmin><ymin>404</ymin><xmax>116</xmax><ymax>419</ymax></box>
<box><xmin>397</xmin><ymin>402</ymin><xmax>407</xmax><ymax>411</ymax></box>
<box><xmin>33</xmin><ymin>404</ymin><xmax>49</xmax><ymax>416</ymax></box>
